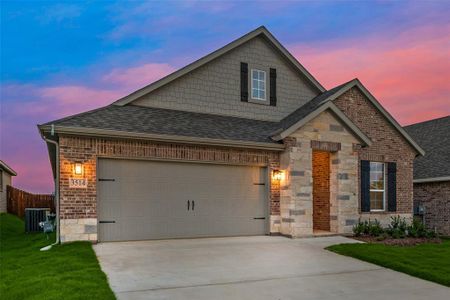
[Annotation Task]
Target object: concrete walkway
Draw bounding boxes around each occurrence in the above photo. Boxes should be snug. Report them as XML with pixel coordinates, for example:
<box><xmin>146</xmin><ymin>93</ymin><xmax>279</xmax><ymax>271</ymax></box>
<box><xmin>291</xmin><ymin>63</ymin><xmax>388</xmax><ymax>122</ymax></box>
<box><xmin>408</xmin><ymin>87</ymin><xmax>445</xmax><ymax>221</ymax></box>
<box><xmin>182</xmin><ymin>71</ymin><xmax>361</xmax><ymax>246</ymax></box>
<box><xmin>94</xmin><ymin>236</ymin><xmax>450</xmax><ymax>300</ymax></box>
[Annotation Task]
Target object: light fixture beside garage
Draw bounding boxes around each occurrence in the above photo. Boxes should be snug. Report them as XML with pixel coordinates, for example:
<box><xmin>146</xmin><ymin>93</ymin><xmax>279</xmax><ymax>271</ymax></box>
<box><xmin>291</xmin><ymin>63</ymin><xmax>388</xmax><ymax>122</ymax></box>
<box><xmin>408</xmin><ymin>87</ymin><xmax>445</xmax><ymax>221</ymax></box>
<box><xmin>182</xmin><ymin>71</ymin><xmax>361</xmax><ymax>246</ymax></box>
<box><xmin>74</xmin><ymin>163</ymin><xmax>83</xmax><ymax>175</ymax></box>
<box><xmin>272</xmin><ymin>169</ymin><xmax>284</xmax><ymax>181</ymax></box>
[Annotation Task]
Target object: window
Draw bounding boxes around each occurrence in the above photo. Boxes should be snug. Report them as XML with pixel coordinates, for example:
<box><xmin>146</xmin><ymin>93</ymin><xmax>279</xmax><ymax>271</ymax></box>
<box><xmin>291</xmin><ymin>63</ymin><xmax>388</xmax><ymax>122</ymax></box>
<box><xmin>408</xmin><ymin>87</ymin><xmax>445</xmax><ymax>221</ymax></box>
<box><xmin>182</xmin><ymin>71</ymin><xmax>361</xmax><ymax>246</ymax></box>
<box><xmin>251</xmin><ymin>69</ymin><xmax>266</xmax><ymax>100</ymax></box>
<box><xmin>0</xmin><ymin>170</ymin><xmax>2</xmax><ymax>192</ymax></box>
<box><xmin>369</xmin><ymin>162</ymin><xmax>385</xmax><ymax>211</ymax></box>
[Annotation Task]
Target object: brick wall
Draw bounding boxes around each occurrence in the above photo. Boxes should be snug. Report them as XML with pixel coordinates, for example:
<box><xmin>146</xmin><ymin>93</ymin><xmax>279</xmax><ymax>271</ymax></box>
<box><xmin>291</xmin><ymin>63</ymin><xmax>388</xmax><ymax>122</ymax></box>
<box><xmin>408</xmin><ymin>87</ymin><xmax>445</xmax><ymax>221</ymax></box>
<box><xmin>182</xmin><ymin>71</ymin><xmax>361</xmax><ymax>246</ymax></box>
<box><xmin>414</xmin><ymin>181</ymin><xmax>450</xmax><ymax>235</ymax></box>
<box><xmin>59</xmin><ymin>136</ymin><xmax>281</xmax><ymax>220</ymax></box>
<box><xmin>334</xmin><ymin>87</ymin><xmax>417</xmax><ymax>214</ymax></box>
<box><xmin>133</xmin><ymin>36</ymin><xmax>318</xmax><ymax>121</ymax></box>
<box><xmin>312</xmin><ymin>151</ymin><xmax>331</xmax><ymax>231</ymax></box>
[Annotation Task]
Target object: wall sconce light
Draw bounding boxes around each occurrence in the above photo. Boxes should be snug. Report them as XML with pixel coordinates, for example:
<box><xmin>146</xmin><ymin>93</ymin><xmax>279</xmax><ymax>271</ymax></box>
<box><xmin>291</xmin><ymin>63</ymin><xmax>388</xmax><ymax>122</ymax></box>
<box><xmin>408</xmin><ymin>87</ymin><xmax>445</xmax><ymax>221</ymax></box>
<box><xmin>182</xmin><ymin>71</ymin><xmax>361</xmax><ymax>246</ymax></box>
<box><xmin>272</xmin><ymin>169</ymin><xmax>284</xmax><ymax>181</ymax></box>
<box><xmin>74</xmin><ymin>163</ymin><xmax>83</xmax><ymax>175</ymax></box>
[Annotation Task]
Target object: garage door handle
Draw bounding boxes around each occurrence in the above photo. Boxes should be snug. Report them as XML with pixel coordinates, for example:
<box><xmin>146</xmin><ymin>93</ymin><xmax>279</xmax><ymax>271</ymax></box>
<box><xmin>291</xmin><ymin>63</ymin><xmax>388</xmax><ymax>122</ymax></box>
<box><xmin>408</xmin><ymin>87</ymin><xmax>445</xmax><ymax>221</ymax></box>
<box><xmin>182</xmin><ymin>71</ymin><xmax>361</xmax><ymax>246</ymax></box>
<box><xmin>187</xmin><ymin>200</ymin><xmax>190</xmax><ymax>211</ymax></box>
<box><xmin>192</xmin><ymin>200</ymin><xmax>195</xmax><ymax>211</ymax></box>
<box><xmin>99</xmin><ymin>220</ymin><xmax>115</xmax><ymax>224</ymax></box>
<box><xmin>253</xmin><ymin>217</ymin><xmax>266</xmax><ymax>220</ymax></box>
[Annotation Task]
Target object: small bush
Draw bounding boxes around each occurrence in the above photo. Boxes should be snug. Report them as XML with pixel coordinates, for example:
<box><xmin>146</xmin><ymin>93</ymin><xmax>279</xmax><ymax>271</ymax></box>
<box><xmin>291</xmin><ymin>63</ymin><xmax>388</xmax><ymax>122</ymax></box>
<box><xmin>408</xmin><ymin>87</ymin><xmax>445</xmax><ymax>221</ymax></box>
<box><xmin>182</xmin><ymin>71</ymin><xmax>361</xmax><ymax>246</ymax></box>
<box><xmin>368</xmin><ymin>219</ymin><xmax>384</xmax><ymax>237</ymax></box>
<box><xmin>353</xmin><ymin>216</ymin><xmax>437</xmax><ymax>240</ymax></box>
<box><xmin>353</xmin><ymin>219</ymin><xmax>384</xmax><ymax>237</ymax></box>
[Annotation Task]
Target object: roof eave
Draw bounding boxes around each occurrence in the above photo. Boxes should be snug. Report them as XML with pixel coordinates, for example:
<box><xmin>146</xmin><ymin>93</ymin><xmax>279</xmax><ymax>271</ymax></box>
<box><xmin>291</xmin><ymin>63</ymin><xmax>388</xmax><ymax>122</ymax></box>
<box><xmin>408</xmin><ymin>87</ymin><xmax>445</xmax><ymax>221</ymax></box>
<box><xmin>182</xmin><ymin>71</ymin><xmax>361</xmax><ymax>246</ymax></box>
<box><xmin>0</xmin><ymin>161</ymin><xmax>17</xmax><ymax>176</ymax></box>
<box><xmin>39</xmin><ymin>125</ymin><xmax>285</xmax><ymax>152</ymax></box>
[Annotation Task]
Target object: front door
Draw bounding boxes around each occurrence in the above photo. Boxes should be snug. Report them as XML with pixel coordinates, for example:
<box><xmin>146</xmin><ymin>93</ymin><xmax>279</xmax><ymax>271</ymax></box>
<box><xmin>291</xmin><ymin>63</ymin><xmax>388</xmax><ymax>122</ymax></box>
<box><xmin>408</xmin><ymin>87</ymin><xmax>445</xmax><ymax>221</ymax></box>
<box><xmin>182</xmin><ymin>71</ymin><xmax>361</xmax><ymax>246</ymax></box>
<box><xmin>312</xmin><ymin>151</ymin><xmax>331</xmax><ymax>231</ymax></box>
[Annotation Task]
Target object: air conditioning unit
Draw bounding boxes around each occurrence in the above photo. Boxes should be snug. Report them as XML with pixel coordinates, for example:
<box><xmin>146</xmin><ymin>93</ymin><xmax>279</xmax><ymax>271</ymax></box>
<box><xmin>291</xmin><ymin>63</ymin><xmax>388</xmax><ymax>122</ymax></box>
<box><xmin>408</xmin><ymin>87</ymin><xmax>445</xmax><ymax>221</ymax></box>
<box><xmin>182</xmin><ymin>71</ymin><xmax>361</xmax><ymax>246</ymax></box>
<box><xmin>25</xmin><ymin>208</ymin><xmax>50</xmax><ymax>233</ymax></box>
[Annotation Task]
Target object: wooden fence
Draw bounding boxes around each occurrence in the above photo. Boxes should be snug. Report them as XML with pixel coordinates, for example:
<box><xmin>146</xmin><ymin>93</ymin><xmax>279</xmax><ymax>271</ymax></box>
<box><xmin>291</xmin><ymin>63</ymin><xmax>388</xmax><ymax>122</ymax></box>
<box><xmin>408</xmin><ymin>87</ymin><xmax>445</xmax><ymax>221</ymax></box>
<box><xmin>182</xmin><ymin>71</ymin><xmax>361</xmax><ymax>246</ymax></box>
<box><xmin>6</xmin><ymin>185</ymin><xmax>55</xmax><ymax>218</ymax></box>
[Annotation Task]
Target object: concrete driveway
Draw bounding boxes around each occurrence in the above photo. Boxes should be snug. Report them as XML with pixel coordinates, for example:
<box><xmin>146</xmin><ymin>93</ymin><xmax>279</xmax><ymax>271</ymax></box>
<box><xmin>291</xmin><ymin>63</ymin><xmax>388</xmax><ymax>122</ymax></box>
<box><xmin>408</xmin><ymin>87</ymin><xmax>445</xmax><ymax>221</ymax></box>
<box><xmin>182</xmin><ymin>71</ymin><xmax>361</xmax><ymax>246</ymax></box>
<box><xmin>94</xmin><ymin>236</ymin><xmax>450</xmax><ymax>300</ymax></box>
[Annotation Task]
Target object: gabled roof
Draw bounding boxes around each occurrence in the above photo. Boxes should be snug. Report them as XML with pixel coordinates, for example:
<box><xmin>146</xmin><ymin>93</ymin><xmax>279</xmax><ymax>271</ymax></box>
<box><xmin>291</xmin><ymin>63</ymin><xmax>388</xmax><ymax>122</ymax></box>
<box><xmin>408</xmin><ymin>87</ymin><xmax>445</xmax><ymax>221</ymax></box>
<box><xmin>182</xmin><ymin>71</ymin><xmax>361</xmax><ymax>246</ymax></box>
<box><xmin>113</xmin><ymin>26</ymin><xmax>325</xmax><ymax>106</ymax></box>
<box><xmin>0</xmin><ymin>160</ymin><xmax>17</xmax><ymax>176</ymax></box>
<box><xmin>273</xmin><ymin>79</ymin><xmax>425</xmax><ymax>156</ymax></box>
<box><xmin>404</xmin><ymin>116</ymin><xmax>450</xmax><ymax>181</ymax></box>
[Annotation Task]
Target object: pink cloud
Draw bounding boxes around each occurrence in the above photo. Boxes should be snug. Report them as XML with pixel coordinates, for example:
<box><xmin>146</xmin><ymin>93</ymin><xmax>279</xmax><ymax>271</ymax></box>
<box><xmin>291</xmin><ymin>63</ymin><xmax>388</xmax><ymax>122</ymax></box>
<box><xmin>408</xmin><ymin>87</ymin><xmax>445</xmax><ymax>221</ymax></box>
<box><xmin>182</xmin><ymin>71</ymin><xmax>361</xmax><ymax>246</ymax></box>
<box><xmin>1</xmin><ymin>62</ymin><xmax>176</xmax><ymax>193</ymax></box>
<box><xmin>102</xmin><ymin>63</ymin><xmax>175</xmax><ymax>91</ymax></box>
<box><xmin>291</xmin><ymin>25</ymin><xmax>450</xmax><ymax>125</ymax></box>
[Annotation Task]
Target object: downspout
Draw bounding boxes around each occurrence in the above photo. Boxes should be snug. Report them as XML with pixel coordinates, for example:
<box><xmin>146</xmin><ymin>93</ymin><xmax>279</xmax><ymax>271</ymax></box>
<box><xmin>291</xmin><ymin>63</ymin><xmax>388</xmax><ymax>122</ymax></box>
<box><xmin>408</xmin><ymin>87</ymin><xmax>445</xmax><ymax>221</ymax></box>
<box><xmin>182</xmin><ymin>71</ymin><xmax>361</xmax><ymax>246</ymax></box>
<box><xmin>40</xmin><ymin>125</ymin><xmax>60</xmax><ymax>251</ymax></box>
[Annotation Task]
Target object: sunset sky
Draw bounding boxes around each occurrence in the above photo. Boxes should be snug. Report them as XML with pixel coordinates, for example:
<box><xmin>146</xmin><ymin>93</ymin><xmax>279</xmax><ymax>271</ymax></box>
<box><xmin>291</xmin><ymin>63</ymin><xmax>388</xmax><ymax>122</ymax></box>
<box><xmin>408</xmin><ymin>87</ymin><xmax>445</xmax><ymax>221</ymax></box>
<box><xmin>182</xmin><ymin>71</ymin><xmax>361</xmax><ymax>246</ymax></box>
<box><xmin>1</xmin><ymin>1</ymin><xmax>449</xmax><ymax>193</ymax></box>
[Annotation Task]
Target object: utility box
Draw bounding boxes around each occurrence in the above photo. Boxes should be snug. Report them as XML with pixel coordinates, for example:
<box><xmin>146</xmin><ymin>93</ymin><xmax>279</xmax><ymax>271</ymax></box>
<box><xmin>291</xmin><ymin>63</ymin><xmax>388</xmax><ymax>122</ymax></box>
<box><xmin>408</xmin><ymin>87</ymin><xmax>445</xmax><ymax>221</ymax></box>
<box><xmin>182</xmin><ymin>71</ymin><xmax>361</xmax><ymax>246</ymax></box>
<box><xmin>25</xmin><ymin>208</ymin><xmax>50</xmax><ymax>233</ymax></box>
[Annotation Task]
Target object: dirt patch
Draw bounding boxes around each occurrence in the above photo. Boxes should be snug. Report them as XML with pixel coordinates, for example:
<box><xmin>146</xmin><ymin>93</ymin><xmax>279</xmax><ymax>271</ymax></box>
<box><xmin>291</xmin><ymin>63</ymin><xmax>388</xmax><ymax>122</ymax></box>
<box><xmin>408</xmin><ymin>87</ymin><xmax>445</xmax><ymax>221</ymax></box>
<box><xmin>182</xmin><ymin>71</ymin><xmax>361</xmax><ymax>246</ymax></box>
<box><xmin>353</xmin><ymin>236</ymin><xmax>442</xmax><ymax>246</ymax></box>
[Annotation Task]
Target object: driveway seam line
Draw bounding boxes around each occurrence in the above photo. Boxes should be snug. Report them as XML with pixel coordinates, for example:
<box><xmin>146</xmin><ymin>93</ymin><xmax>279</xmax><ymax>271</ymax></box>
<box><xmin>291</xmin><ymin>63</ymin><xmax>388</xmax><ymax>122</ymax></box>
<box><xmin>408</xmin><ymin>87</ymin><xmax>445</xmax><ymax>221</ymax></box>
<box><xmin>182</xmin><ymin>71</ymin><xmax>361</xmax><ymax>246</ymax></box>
<box><xmin>115</xmin><ymin>267</ymin><xmax>383</xmax><ymax>294</ymax></box>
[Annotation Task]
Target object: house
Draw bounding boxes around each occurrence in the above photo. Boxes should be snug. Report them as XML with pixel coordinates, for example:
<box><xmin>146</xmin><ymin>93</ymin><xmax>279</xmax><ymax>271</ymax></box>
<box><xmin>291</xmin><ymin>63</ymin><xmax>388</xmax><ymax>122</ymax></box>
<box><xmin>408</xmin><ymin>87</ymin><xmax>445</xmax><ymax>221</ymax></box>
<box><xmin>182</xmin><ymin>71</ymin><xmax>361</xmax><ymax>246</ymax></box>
<box><xmin>404</xmin><ymin>116</ymin><xmax>450</xmax><ymax>236</ymax></box>
<box><xmin>38</xmin><ymin>26</ymin><xmax>424</xmax><ymax>243</ymax></box>
<box><xmin>0</xmin><ymin>160</ymin><xmax>17</xmax><ymax>212</ymax></box>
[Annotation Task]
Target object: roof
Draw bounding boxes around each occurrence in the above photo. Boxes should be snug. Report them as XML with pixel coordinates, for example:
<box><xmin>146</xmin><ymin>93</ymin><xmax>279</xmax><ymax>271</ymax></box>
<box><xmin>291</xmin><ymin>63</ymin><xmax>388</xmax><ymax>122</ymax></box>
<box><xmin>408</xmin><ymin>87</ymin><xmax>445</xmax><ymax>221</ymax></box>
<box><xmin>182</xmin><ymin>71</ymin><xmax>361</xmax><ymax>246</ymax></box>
<box><xmin>39</xmin><ymin>78</ymin><xmax>426</xmax><ymax>155</ymax></box>
<box><xmin>404</xmin><ymin>116</ymin><xmax>450</xmax><ymax>181</ymax></box>
<box><xmin>39</xmin><ymin>105</ymin><xmax>284</xmax><ymax>150</ymax></box>
<box><xmin>113</xmin><ymin>26</ymin><xmax>325</xmax><ymax>106</ymax></box>
<box><xmin>273</xmin><ymin>79</ymin><xmax>425</xmax><ymax>156</ymax></box>
<box><xmin>0</xmin><ymin>160</ymin><xmax>17</xmax><ymax>176</ymax></box>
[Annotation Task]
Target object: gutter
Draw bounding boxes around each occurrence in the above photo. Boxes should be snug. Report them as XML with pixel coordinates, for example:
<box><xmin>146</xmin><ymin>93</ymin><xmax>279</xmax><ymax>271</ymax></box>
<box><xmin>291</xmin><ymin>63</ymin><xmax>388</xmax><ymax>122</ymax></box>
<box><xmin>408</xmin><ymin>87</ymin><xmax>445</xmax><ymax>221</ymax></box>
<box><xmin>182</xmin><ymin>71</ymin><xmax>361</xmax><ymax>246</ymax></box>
<box><xmin>413</xmin><ymin>176</ymin><xmax>450</xmax><ymax>183</ymax></box>
<box><xmin>39</xmin><ymin>126</ymin><xmax>60</xmax><ymax>251</ymax></box>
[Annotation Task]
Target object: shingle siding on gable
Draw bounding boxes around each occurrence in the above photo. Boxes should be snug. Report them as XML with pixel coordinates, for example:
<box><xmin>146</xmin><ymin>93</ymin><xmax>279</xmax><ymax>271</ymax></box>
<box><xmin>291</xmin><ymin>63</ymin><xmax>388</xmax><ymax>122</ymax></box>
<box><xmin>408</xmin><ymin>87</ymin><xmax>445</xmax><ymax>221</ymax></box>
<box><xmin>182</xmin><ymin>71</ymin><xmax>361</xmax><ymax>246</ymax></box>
<box><xmin>132</xmin><ymin>36</ymin><xmax>319</xmax><ymax>121</ymax></box>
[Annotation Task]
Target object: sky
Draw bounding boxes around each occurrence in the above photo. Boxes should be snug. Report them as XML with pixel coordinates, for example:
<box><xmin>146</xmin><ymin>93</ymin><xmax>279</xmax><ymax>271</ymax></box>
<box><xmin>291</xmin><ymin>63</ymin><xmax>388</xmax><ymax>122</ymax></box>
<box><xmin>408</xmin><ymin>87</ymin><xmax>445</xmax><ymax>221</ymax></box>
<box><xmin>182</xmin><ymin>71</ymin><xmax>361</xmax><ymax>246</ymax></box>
<box><xmin>1</xmin><ymin>0</ymin><xmax>449</xmax><ymax>193</ymax></box>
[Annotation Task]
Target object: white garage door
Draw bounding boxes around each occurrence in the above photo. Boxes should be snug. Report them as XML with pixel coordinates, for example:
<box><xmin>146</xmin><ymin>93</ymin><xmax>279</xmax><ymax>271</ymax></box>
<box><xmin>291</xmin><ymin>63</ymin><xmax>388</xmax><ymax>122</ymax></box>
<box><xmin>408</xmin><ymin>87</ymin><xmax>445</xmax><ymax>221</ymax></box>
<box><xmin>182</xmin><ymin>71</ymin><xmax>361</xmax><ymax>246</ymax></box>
<box><xmin>97</xmin><ymin>158</ymin><xmax>268</xmax><ymax>242</ymax></box>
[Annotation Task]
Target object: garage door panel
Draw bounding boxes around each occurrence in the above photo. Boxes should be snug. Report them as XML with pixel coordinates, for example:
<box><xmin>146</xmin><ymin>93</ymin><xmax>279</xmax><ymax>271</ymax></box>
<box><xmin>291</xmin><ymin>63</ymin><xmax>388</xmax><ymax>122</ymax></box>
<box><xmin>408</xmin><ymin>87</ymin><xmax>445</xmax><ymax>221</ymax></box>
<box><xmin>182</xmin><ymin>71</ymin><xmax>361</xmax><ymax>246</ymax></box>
<box><xmin>98</xmin><ymin>159</ymin><xmax>267</xmax><ymax>241</ymax></box>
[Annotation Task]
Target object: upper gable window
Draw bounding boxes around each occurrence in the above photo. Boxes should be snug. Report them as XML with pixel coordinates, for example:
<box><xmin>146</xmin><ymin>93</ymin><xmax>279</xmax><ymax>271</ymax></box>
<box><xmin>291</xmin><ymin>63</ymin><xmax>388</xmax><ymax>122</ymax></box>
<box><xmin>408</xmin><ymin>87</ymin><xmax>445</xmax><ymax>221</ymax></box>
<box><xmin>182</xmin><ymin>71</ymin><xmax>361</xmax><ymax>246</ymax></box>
<box><xmin>251</xmin><ymin>69</ymin><xmax>266</xmax><ymax>100</ymax></box>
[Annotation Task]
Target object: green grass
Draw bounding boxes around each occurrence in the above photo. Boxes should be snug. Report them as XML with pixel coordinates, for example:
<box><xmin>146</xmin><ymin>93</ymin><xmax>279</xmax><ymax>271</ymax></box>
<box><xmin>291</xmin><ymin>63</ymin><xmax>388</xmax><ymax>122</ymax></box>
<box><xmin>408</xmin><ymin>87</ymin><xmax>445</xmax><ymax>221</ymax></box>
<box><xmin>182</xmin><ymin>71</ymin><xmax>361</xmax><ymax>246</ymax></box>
<box><xmin>327</xmin><ymin>239</ymin><xmax>450</xmax><ymax>287</ymax></box>
<box><xmin>0</xmin><ymin>213</ymin><xmax>115</xmax><ymax>300</ymax></box>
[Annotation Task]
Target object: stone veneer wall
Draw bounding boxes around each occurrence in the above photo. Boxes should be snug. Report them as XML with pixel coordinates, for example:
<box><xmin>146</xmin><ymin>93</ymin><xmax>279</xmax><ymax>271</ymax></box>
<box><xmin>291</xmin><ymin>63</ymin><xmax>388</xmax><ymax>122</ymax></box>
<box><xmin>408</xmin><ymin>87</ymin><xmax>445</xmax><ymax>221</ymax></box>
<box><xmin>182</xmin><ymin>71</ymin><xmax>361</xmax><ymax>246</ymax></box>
<box><xmin>58</xmin><ymin>136</ymin><xmax>280</xmax><ymax>242</ymax></box>
<box><xmin>414</xmin><ymin>181</ymin><xmax>450</xmax><ymax>236</ymax></box>
<box><xmin>280</xmin><ymin>111</ymin><xmax>360</xmax><ymax>237</ymax></box>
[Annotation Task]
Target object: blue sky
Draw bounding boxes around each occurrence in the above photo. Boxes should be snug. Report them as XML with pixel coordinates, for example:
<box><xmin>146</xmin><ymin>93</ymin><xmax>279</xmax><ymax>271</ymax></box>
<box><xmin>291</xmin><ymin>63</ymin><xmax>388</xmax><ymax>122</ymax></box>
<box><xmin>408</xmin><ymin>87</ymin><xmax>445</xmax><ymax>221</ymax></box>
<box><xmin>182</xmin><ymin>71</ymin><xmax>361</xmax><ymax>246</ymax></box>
<box><xmin>1</xmin><ymin>1</ymin><xmax>449</xmax><ymax>192</ymax></box>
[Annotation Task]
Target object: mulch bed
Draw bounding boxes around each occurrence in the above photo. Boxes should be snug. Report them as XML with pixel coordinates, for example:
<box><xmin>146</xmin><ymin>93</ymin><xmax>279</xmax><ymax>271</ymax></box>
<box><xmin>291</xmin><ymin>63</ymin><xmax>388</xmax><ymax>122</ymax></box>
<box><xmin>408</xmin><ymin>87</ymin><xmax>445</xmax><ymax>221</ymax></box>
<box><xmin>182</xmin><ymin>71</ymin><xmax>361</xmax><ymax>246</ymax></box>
<box><xmin>353</xmin><ymin>236</ymin><xmax>442</xmax><ymax>246</ymax></box>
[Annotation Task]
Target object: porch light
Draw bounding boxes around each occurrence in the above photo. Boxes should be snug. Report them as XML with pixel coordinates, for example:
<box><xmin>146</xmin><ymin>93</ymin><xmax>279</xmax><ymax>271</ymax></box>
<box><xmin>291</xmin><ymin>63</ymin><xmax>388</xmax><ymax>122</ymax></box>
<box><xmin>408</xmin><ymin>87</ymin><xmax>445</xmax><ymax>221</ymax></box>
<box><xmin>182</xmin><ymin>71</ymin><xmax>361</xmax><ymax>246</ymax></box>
<box><xmin>74</xmin><ymin>163</ymin><xmax>83</xmax><ymax>175</ymax></box>
<box><xmin>272</xmin><ymin>170</ymin><xmax>284</xmax><ymax>181</ymax></box>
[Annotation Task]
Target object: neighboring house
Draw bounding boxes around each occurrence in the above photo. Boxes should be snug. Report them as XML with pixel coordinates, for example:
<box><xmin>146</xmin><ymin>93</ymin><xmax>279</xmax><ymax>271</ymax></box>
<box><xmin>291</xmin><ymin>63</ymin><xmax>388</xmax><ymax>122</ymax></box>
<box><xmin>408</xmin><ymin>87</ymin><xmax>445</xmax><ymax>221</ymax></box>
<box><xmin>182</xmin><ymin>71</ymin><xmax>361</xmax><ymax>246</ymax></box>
<box><xmin>38</xmin><ymin>26</ymin><xmax>424</xmax><ymax>243</ymax></box>
<box><xmin>0</xmin><ymin>160</ymin><xmax>17</xmax><ymax>212</ymax></box>
<box><xmin>404</xmin><ymin>116</ymin><xmax>450</xmax><ymax>236</ymax></box>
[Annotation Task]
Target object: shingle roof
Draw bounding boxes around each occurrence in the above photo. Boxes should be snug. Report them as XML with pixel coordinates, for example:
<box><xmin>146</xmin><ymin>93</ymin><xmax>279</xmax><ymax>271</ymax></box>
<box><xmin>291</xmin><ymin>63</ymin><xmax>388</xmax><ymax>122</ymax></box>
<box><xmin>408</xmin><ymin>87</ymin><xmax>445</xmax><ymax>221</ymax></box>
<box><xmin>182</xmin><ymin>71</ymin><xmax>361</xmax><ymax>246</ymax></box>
<box><xmin>404</xmin><ymin>116</ymin><xmax>450</xmax><ymax>180</ymax></box>
<box><xmin>41</xmin><ymin>105</ymin><xmax>280</xmax><ymax>144</ymax></box>
<box><xmin>278</xmin><ymin>80</ymin><xmax>352</xmax><ymax>131</ymax></box>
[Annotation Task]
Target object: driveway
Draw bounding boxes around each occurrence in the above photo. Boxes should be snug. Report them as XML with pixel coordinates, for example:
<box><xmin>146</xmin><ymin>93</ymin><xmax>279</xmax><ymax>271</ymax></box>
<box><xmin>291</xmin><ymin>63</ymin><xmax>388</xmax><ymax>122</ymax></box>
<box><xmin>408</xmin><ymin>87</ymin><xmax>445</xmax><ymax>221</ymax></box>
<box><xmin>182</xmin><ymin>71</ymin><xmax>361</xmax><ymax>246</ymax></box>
<box><xmin>94</xmin><ymin>236</ymin><xmax>450</xmax><ymax>300</ymax></box>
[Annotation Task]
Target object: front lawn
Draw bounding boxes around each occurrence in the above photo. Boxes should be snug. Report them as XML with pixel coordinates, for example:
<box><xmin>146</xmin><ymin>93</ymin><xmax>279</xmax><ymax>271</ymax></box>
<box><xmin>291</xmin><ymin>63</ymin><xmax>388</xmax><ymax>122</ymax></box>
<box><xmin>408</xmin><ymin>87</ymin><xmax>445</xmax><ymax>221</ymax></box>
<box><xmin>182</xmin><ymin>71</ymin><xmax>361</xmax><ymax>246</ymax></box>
<box><xmin>0</xmin><ymin>213</ymin><xmax>115</xmax><ymax>300</ymax></box>
<box><xmin>327</xmin><ymin>239</ymin><xmax>450</xmax><ymax>287</ymax></box>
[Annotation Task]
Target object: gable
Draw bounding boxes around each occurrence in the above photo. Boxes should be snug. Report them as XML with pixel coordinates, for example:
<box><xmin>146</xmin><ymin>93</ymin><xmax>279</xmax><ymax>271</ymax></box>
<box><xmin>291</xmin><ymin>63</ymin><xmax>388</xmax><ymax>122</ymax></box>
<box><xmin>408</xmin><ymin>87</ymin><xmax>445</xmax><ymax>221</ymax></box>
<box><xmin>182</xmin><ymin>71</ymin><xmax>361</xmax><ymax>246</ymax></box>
<box><xmin>333</xmin><ymin>87</ymin><xmax>420</xmax><ymax>156</ymax></box>
<box><xmin>126</xmin><ymin>30</ymin><xmax>321</xmax><ymax>122</ymax></box>
<box><xmin>288</xmin><ymin>110</ymin><xmax>361</xmax><ymax>147</ymax></box>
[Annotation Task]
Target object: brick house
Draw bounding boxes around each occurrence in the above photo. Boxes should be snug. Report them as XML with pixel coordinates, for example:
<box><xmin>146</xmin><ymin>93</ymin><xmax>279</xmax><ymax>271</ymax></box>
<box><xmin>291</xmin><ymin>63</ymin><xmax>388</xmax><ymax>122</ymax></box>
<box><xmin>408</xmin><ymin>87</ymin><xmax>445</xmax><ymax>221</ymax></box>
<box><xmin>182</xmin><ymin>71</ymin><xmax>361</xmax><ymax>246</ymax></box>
<box><xmin>38</xmin><ymin>26</ymin><xmax>424</xmax><ymax>243</ymax></box>
<box><xmin>405</xmin><ymin>116</ymin><xmax>450</xmax><ymax>236</ymax></box>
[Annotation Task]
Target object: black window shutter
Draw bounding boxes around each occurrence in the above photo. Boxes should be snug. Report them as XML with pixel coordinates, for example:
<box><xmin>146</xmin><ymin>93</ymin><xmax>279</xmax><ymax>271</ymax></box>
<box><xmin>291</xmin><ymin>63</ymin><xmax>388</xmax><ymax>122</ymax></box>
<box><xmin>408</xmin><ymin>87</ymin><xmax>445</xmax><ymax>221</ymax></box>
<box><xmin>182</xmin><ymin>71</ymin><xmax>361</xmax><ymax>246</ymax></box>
<box><xmin>387</xmin><ymin>162</ymin><xmax>397</xmax><ymax>212</ymax></box>
<box><xmin>240</xmin><ymin>62</ymin><xmax>248</xmax><ymax>102</ymax></box>
<box><xmin>360</xmin><ymin>160</ymin><xmax>370</xmax><ymax>212</ymax></box>
<box><xmin>270</xmin><ymin>68</ymin><xmax>277</xmax><ymax>106</ymax></box>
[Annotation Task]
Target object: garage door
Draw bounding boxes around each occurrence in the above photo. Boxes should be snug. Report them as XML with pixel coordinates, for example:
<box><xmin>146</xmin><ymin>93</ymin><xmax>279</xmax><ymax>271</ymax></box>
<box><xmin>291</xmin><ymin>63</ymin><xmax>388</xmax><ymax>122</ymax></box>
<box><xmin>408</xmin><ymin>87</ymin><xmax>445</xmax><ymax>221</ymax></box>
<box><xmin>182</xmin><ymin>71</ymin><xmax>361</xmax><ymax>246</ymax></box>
<box><xmin>97</xmin><ymin>158</ymin><xmax>268</xmax><ymax>241</ymax></box>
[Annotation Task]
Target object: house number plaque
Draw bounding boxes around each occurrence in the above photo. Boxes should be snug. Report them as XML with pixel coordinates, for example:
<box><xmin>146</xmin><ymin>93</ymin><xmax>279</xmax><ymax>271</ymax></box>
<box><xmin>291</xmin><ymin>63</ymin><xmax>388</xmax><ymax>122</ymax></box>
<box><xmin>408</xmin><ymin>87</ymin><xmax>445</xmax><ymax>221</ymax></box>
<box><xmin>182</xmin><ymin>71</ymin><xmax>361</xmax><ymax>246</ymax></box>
<box><xmin>69</xmin><ymin>178</ymin><xmax>88</xmax><ymax>189</ymax></box>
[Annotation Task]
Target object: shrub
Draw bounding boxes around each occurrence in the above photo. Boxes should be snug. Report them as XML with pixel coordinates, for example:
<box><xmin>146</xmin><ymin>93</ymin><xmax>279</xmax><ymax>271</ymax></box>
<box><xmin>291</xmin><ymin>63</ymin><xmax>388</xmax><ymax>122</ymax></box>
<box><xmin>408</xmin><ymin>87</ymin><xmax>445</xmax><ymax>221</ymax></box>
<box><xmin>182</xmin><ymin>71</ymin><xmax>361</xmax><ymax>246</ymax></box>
<box><xmin>353</xmin><ymin>219</ymin><xmax>384</xmax><ymax>237</ymax></box>
<box><xmin>368</xmin><ymin>219</ymin><xmax>384</xmax><ymax>237</ymax></box>
<box><xmin>353</xmin><ymin>219</ymin><xmax>366</xmax><ymax>237</ymax></box>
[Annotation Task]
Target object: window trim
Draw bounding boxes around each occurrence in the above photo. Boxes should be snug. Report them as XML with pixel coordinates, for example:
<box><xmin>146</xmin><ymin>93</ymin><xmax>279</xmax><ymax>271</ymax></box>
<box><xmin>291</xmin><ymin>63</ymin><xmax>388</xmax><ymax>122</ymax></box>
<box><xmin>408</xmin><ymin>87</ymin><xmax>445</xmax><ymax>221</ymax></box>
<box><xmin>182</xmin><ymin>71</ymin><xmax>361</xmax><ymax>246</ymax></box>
<box><xmin>251</xmin><ymin>69</ymin><xmax>267</xmax><ymax>101</ymax></box>
<box><xmin>0</xmin><ymin>170</ymin><xmax>3</xmax><ymax>192</ymax></box>
<box><xmin>369</xmin><ymin>161</ymin><xmax>386</xmax><ymax>212</ymax></box>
